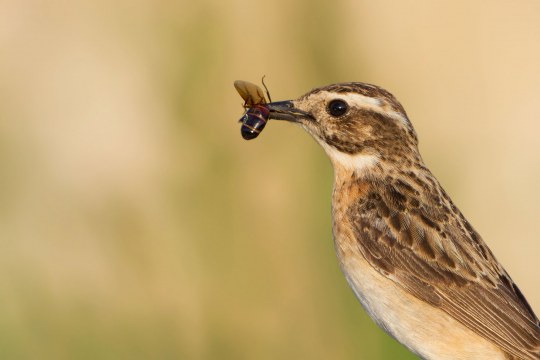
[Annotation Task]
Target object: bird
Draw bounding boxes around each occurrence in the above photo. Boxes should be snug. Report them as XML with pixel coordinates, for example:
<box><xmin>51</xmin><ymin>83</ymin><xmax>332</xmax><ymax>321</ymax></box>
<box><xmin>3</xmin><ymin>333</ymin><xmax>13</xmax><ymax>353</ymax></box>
<box><xmin>263</xmin><ymin>82</ymin><xmax>540</xmax><ymax>360</ymax></box>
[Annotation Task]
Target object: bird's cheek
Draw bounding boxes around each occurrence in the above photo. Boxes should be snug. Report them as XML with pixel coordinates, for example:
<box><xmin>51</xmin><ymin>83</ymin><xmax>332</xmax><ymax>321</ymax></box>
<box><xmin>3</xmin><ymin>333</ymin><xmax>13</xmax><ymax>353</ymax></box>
<box><xmin>299</xmin><ymin>121</ymin><xmax>321</xmax><ymax>139</ymax></box>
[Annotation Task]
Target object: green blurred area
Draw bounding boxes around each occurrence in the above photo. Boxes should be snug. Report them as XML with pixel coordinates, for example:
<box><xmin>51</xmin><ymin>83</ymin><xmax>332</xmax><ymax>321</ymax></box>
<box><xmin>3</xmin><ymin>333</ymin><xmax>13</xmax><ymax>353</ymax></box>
<box><xmin>0</xmin><ymin>1</ymin><xmax>539</xmax><ymax>359</ymax></box>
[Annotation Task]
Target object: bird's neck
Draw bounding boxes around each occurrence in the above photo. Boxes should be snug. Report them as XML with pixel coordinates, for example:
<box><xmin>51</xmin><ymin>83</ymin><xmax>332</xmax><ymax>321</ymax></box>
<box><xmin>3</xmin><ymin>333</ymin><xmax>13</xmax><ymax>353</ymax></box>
<box><xmin>330</xmin><ymin>148</ymin><xmax>419</xmax><ymax>173</ymax></box>
<box><xmin>330</xmin><ymin>151</ymin><xmax>434</xmax><ymax>199</ymax></box>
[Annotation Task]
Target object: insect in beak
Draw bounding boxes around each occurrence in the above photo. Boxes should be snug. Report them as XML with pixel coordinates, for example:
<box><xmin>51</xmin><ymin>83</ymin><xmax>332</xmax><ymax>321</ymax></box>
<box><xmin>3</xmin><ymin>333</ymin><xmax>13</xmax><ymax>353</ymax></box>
<box><xmin>234</xmin><ymin>79</ymin><xmax>271</xmax><ymax>140</ymax></box>
<box><xmin>234</xmin><ymin>79</ymin><xmax>313</xmax><ymax>140</ymax></box>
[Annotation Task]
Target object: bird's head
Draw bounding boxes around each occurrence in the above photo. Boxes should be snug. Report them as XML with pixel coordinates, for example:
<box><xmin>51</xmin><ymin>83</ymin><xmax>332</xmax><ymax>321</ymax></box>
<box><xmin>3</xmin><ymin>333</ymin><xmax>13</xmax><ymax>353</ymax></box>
<box><xmin>267</xmin><ymin>83</ymin><xmax>421</xmax><ymax>172</ymax></box>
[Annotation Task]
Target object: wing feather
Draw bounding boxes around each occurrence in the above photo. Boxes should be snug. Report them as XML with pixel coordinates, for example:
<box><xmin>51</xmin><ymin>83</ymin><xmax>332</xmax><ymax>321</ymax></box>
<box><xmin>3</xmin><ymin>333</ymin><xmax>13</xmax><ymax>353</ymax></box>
<box><xmin>348</xmin><ymin>180</ymin><xmax>540</xmax><ymax>359</ymax></box>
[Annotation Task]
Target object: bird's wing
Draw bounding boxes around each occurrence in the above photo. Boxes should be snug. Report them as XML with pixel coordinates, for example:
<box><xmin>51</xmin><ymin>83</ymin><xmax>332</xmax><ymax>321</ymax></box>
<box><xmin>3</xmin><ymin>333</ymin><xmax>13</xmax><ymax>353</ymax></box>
<box><xmin>348</xmin><ymin>181</ymin><xmax>540</xmax><ymax>359</ymax></box>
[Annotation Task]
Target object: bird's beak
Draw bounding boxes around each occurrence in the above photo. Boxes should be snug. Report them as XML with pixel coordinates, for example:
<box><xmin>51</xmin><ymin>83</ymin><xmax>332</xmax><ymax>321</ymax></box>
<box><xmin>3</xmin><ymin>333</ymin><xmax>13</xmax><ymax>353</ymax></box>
<box><xmin>266</xmin><ymin>100</ymin><xmax>313</xmax><ymax>122</ymax></box>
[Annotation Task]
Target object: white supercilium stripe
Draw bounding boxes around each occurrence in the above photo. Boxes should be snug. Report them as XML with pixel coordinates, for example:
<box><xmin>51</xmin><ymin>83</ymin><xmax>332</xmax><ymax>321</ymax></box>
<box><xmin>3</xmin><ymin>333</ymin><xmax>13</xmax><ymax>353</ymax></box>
<box><xmin>338</xmin><ymin>93</ymin><xmax>409</xmax><ymax>128</ymax></box>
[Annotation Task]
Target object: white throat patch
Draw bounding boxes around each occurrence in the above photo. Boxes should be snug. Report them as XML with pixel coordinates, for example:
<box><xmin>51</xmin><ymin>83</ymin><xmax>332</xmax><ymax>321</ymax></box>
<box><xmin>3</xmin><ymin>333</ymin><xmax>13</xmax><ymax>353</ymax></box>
<box><xmin>319</xmin><ymin>141</ymin><xmax>379</xmax><ymax>173</ymax></box>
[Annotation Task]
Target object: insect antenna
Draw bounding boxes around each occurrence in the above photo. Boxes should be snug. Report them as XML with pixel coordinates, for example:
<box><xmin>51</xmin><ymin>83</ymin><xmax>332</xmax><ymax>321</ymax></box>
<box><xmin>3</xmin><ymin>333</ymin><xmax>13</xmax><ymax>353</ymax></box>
<box><xmin>261</xmin><ymin>75</ymin><xmax>272</xmax><ymax>103</ymax></box>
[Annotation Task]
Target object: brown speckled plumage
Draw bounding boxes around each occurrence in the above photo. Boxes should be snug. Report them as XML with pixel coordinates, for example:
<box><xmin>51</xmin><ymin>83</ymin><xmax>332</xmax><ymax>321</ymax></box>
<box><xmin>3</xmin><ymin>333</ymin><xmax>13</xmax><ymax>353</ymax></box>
<box><xmin>265</xmin><ymin>82</ymin><xmax>540</xmax><ymax>360</ymax></box>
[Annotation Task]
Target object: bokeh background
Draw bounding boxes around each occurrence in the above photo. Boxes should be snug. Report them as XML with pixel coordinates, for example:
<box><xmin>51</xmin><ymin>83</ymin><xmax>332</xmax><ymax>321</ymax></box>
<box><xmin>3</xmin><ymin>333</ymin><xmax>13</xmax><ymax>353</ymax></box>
<box><xmin>1</xmin><ymin>1</ymin><xmax>539</xmax><ymax>359</ymax></box>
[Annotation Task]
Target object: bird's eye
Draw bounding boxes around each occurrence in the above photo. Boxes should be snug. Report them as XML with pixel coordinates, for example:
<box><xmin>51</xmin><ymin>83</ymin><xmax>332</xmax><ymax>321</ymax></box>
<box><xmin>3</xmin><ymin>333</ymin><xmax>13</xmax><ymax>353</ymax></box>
<box><xmin>327</xmin><ymin>99</ymin><xmax>349</xmax><ymax>117</ymax></box>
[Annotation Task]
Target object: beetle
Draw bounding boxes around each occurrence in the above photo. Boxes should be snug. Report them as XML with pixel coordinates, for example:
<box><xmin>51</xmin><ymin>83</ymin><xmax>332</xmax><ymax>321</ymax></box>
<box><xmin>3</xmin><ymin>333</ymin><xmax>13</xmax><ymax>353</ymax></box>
<box><xmin>234</xmin><ymin>78</ymin><xmax>272</xmax><ymax>140</ymax></box>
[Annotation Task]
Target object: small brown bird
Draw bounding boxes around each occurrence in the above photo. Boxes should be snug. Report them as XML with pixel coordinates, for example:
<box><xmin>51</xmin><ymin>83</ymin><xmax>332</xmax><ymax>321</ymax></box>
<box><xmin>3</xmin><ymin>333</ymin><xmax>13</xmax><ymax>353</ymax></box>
<box><xmin>264</xmin><ymin>83</ymin><xmax>540</xmax><ymax>359</ymax></box>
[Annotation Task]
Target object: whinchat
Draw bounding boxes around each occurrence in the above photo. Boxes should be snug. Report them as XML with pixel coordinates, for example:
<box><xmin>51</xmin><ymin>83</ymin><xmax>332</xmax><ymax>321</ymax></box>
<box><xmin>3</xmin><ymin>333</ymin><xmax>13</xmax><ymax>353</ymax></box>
<box><xmin>245</xmin><ymin>82</ymin><xmax>540</xmax><ymax>359</ymax></box>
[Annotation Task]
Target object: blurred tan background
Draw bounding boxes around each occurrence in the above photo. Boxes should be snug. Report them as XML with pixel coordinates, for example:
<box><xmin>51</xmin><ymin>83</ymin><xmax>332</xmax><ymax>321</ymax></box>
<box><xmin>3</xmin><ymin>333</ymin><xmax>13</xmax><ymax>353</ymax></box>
<box><xmin>0</xmin><ymin>1</ymin><xmax>539</xmax><ymax>359</ymax></box>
